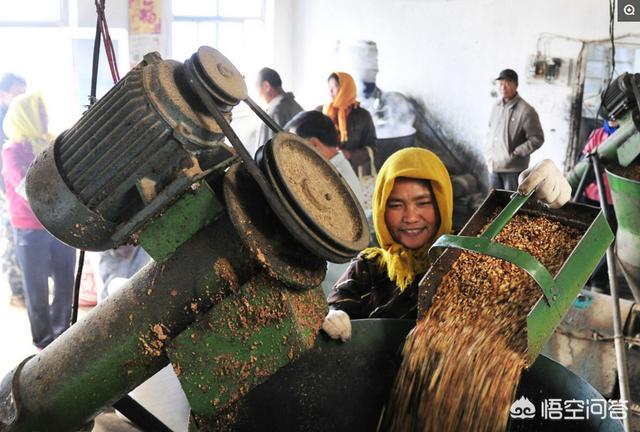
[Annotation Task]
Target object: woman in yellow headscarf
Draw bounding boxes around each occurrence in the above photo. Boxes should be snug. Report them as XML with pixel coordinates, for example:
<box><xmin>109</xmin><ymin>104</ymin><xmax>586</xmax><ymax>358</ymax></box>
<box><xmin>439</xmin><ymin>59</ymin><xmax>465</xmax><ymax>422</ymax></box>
<box><xmin>322</xmin><ymin>148</ymin><xmax>452</xmax><ymax>341</ymax></box>
<box><xmin>321</xmin><ymin>72</ymin><xmax>377</xmax><ymax>170</ymax></box>
<box><xmin>2</xmin><ymin>92</ymin><xmax>76</xmax><ymax>350</ymax></box>
<box><xmin>321</xmin><ymin>147</ymin><xmax>572</xmax><ymax>342</ymax></box>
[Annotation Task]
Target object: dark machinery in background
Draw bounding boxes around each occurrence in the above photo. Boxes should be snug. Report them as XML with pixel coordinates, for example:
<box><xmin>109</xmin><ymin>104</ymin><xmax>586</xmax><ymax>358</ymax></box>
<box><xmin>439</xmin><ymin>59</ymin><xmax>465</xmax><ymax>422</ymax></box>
<box><xmin>0</xmin><ymin>46</ymin><xmax>369</xmax><ymax>432</ymax></box>
<box><xmin>27</xmin><ymin>47</ymin><xmax>367</xmax><ymax>262</ymax></box>
<box><xmin>565</xmin><ymin>72</ymin><xmax>640</xmax><ymax>432</ymax></box>
<box><xmin>568</xmin><ymin>72</ymin><xmax>640</xmax><ymax>305</ymax></box>
<box><xmin>0</xmin><ymin>46</ymin><xmax>626</xmax><ymax>432</ymax></box>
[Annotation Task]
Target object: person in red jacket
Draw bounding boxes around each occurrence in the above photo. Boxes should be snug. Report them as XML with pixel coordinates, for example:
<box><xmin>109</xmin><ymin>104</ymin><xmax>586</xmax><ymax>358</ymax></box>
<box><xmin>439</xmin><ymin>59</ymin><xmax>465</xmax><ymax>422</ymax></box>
<box><xmin>0</xmin><ymin>72</ymin><xmax>27</xmax><ymax>307</ymax></box>
<box><xmin>581</xmin><ymin>119</ymin><xmax>618</xmax><ymax>206</ymax></box>
<box><xmin>2</xmin><ymin>92</ymin><xmax>76</xmax><ymax>350</ymax></box>
<box><xmin>579</xmin><ymin>119</ymin><xmax>618</xmax><ymax>292</ymax></box>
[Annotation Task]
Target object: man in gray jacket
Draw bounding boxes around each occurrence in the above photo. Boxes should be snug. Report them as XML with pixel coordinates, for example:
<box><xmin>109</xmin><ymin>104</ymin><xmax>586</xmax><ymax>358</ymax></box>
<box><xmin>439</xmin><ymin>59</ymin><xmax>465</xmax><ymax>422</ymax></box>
<box><xmin>485</xmin><ymin>69</ymin><xmax>544</xmax><ymax>190</ymax></box>
<box><xmin>255</xmin><ymin>67</ymin><xmax>303</xmax><ymax>149</ymax></box>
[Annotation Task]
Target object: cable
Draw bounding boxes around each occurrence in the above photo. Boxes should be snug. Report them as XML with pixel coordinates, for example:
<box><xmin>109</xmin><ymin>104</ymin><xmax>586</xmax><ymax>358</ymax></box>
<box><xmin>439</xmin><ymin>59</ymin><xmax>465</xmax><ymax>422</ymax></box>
<box><xmin>70</xmin><ymin>250</ymin><xmax>85</xmax><ymax>325</ymax></box>
<box><xmin>71</xmin><ymin>0</ymin><xmax>121</xmax><ymax>326</ymax></box>
<box><xmin>545</xmin><ymin>26</ymin><xmax>640</xmax><ymax>169</ymax></box>
<box><xmin>89</xmin><ymin>17</ymin><xmax>101</xmax><ymax>106</ymax></box>
<box><xmin>609</xmin><ymin>0</ymin><xmax>616</xmax><ymax>82</ymax></box>
<box><xmin>590</xmin><ymin>0</ymin><xmax>618</xmax><ymax>139</ymax></box>
<box><xmin>565</xmin><ymin>43</ymin><xmax>589</xmax><ymax>170</ymax></box>
<box><xmin>95</xmin><ymin>0</ymin><xmax>120</xmax><ymax>82</ymax></box>
<box><xmin>535</xmin><ymin>31</ymin><xmax>640</xmax><ymax>46</ymax></box>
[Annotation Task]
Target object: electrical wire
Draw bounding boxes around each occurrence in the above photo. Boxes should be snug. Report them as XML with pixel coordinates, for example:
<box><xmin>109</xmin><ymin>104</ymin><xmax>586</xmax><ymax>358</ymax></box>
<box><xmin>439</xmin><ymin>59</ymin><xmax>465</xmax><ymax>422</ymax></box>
<box><xmin>591</xmin><ymin>0</ymin><xmax>619</xmax><ymax>135</ymax></box>
<box><xmin>71</xmin><ymin>0</ymin><xmax>120</xmax><ymax>326</ymax></box>
<box><xmin>95</xmin><ymin>0</ymin><xmax>120</xmax><ymax>82</ymax></box>
<box><xmin>89</xmin><ymin>18</ymin><xmax>101</xmax><ymax>107</ymax></box>
<box><xmin>536</xmin><ymin>32</ymin><xmax>640</xmax><ymax>45</ymax></box>
<box><xmin>63</xmin><ymin>5</ymin><xmax>172</xmax><ymax>430</ymax></box>
<box><xmin>536</xmin><ymin>23</ymin><xmax>640</xmax><ymax>163</ymax></box>
<box><xmin>535</xmin><ymin>31</ymin><xmax>640</xmax><ymax>61</ymax></box>
<box><xmin>609</xmin><ymin>0</ymin><xmax>616</xmax><ymax>82</ymax></box>
<box><xmin>70</xmin><ymin>250</ymin><xmax>85</xmax><ymax>325</ymax></box>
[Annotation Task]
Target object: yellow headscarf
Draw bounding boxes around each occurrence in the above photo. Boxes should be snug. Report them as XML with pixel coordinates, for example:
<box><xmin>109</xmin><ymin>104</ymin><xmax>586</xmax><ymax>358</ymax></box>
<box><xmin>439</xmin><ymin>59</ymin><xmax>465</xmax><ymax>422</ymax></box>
<box><xmin>322</xmin><ymin>72</ymin><xmax>358</xmax><ymax>142</ymax></box>
<box><xmin>3</xmin><ymin>92</ymin><xmax>52</xmax><ymax>155</ymax></box>
<box><xmin>363</xmin><ymin>147</ymin><xmax>453</xmax><ymax>291</ymax></box>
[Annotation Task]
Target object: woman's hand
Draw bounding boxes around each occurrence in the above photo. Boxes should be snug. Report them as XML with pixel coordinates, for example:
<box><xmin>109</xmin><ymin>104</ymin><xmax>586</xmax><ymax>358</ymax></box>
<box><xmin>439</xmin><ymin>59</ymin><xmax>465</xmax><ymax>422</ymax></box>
<box><xmin>322</xmin><ymin>309</ymin><xmax>352</xmax><ymax>342</ymax></box>
<box><xmin>518</xmin><ymin>159</ymin><xmax>572</xmax><ymax>209</ymax></box>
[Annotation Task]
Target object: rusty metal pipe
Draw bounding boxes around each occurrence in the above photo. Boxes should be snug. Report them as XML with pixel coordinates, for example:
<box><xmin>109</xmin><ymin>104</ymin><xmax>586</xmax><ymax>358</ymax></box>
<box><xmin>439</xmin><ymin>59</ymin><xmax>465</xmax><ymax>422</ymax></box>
<box><xmin>0</xmin><ymin>215</ymin><xmax>256</xmax><ymax>432</ymax></box>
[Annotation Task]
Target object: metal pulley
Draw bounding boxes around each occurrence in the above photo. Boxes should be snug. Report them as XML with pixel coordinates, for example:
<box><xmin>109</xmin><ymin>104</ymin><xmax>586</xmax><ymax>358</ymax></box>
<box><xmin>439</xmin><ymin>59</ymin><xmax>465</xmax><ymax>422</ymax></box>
<box><xmin>184</xmin><ymin>46</ymin><xmax>369</xmax><ymax>263</ymax></box>
<box><xmin>26</xmin><ymin>50</ymin><xmax>236</xmax><ymax>251</ymax></box>
<box><xmin>256</xmin><ymin>132</ymin><xmax>369</xmax><ymax>262</ymax></box>
<box><xmin>26</xmin><ymin>45</ymin><xmax>369</xmax><ymax>265</ymax></box>
<box><xmin>186</xmin><ymin>46</ymin><xmax>248</xmax><ymax>108</ymax></box>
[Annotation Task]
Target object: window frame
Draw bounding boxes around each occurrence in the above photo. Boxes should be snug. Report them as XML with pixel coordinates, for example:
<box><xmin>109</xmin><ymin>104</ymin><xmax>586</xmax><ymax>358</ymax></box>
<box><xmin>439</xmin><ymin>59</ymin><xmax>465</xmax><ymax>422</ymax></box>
<box><xmin>172</xmin><ymin>0</ymin><xmax>265</xmax><ymax>21</ymax></box>
<box><xmin>0</xmin><ymin>0</ymin><xmax>68</xmax><ymax>27</ymax></box>
<box><xmin>170</xmin><ymin>0</ymin><xmax>266</xmax><ymax>55</ymax></box>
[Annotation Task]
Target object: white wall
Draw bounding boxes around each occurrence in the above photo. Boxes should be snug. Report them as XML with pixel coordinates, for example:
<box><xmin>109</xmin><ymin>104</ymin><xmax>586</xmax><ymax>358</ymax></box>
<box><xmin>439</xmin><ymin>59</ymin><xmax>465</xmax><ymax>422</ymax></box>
<box><xmin>75</xmin><ymin>0</ymin><xmax>128</xmax><ymax>29</ymax></box>
<box><xmin>288</xmin><ymin>0</ymin><xmax>640</xmax><ymax>170</ymax></box>
<box><xmin>0</xmin><ymin>1</ymin><xmax>131</xmax><ymax>133</ymax></box>
<box><xmin>66</xmin><ymin>0</ymin><xmax>640</xmax><ymax>169</ymax></box>
<box><xmin>270</xmin><ymin>0</ymin><xmax>296</xmax><ymax>89</ymax></box>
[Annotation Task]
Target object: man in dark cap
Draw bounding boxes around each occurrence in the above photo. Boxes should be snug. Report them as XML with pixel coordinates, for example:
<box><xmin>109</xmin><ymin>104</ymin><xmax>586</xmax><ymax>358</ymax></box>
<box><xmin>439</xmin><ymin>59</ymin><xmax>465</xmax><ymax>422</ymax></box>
<box><xmin>484</xmin><ymin>68</ymin><xmax>544</xmax><ymax>190</ymax></box>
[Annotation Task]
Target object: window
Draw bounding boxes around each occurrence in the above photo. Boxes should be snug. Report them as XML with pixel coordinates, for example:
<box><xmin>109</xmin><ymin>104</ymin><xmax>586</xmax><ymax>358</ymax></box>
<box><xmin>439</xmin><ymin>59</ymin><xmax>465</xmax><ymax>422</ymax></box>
<box><xmin>170</xmin><ymin>0</ymin><xmax>268</xmax><ymax>81</ymax></box>
<box><xmin>582</xmin><ymin>44</ymin><xmax>640</xmax><ymax>119</ymax></box>
<box><xmin>0</xmin><ymin>0</ymin><xmax>66</xmax><ymax>25</ymax></box>
<box><xmin>0</xmin><ymin>25</ymin><xmax>129</xmax><ymax>135</ymax></box>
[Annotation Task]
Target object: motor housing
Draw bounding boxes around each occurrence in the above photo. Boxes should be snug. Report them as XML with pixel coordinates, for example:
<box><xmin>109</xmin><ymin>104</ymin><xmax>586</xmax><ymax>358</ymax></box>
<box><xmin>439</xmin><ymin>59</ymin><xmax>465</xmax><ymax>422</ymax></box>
<box><xmin>27</xmin><ymin>50</ymin><xmax>238</xmax><ymax>250</ymax></box>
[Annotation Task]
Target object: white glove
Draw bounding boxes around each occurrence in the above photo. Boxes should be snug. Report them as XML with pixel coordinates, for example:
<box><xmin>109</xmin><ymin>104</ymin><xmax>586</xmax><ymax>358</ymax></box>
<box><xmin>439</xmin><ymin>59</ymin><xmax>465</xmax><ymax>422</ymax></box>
<box><xmin>518</xmin><ymin>159</ymin><xmax>572</xmax><ymax>209</ymax></box>
<box><xmin>322</xmin><ymin>309</ymin><xmax>352</xmax><ymax>342</ymax></box>
<box><xmin>106</xmin><ymin>277</ymin><xmax>129</xmax><ymax>296</ymax></box>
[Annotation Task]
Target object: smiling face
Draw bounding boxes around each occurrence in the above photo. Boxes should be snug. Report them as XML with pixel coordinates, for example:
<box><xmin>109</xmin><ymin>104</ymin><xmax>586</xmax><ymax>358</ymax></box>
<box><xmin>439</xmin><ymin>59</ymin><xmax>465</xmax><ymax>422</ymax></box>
<box><xmin>384</xmin><ymin>177</ymin><xmax>441</xmax><ymax>250</ymax></box>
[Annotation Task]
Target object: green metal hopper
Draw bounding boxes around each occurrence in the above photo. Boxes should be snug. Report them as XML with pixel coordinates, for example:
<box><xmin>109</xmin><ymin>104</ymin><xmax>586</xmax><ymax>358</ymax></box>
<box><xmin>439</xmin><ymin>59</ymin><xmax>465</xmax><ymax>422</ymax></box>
<box><xmin>566</xmin><ymin>110</ymin><xmax>640</xmax><ymax>190</ymax></box>
<box><xmin>606</xmin><ymin>168</ymin><xmax>640</xmax><ymax>301</ymax></box>
<box><xmin>418</xmin><ymin>189</ymin><xmax>614</xmax><ymax>366</ymax></box>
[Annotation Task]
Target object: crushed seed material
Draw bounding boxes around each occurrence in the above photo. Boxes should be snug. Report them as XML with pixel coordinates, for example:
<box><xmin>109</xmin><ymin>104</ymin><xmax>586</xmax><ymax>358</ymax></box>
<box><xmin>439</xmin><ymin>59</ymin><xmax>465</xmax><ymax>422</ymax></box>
<box><xmin>608</xmin><ymin>159</ymin><xmax>640</xmax><ymax>182</ymax></box>
<box><xmin>382</xmin><ymin>213</ymin><xmax>582</xmax><ymax>432</ymax></box>
<box><xmin>139</xmin><ymin>322</ymin><xmax>171</xmax><ymax>357</ymax></box>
